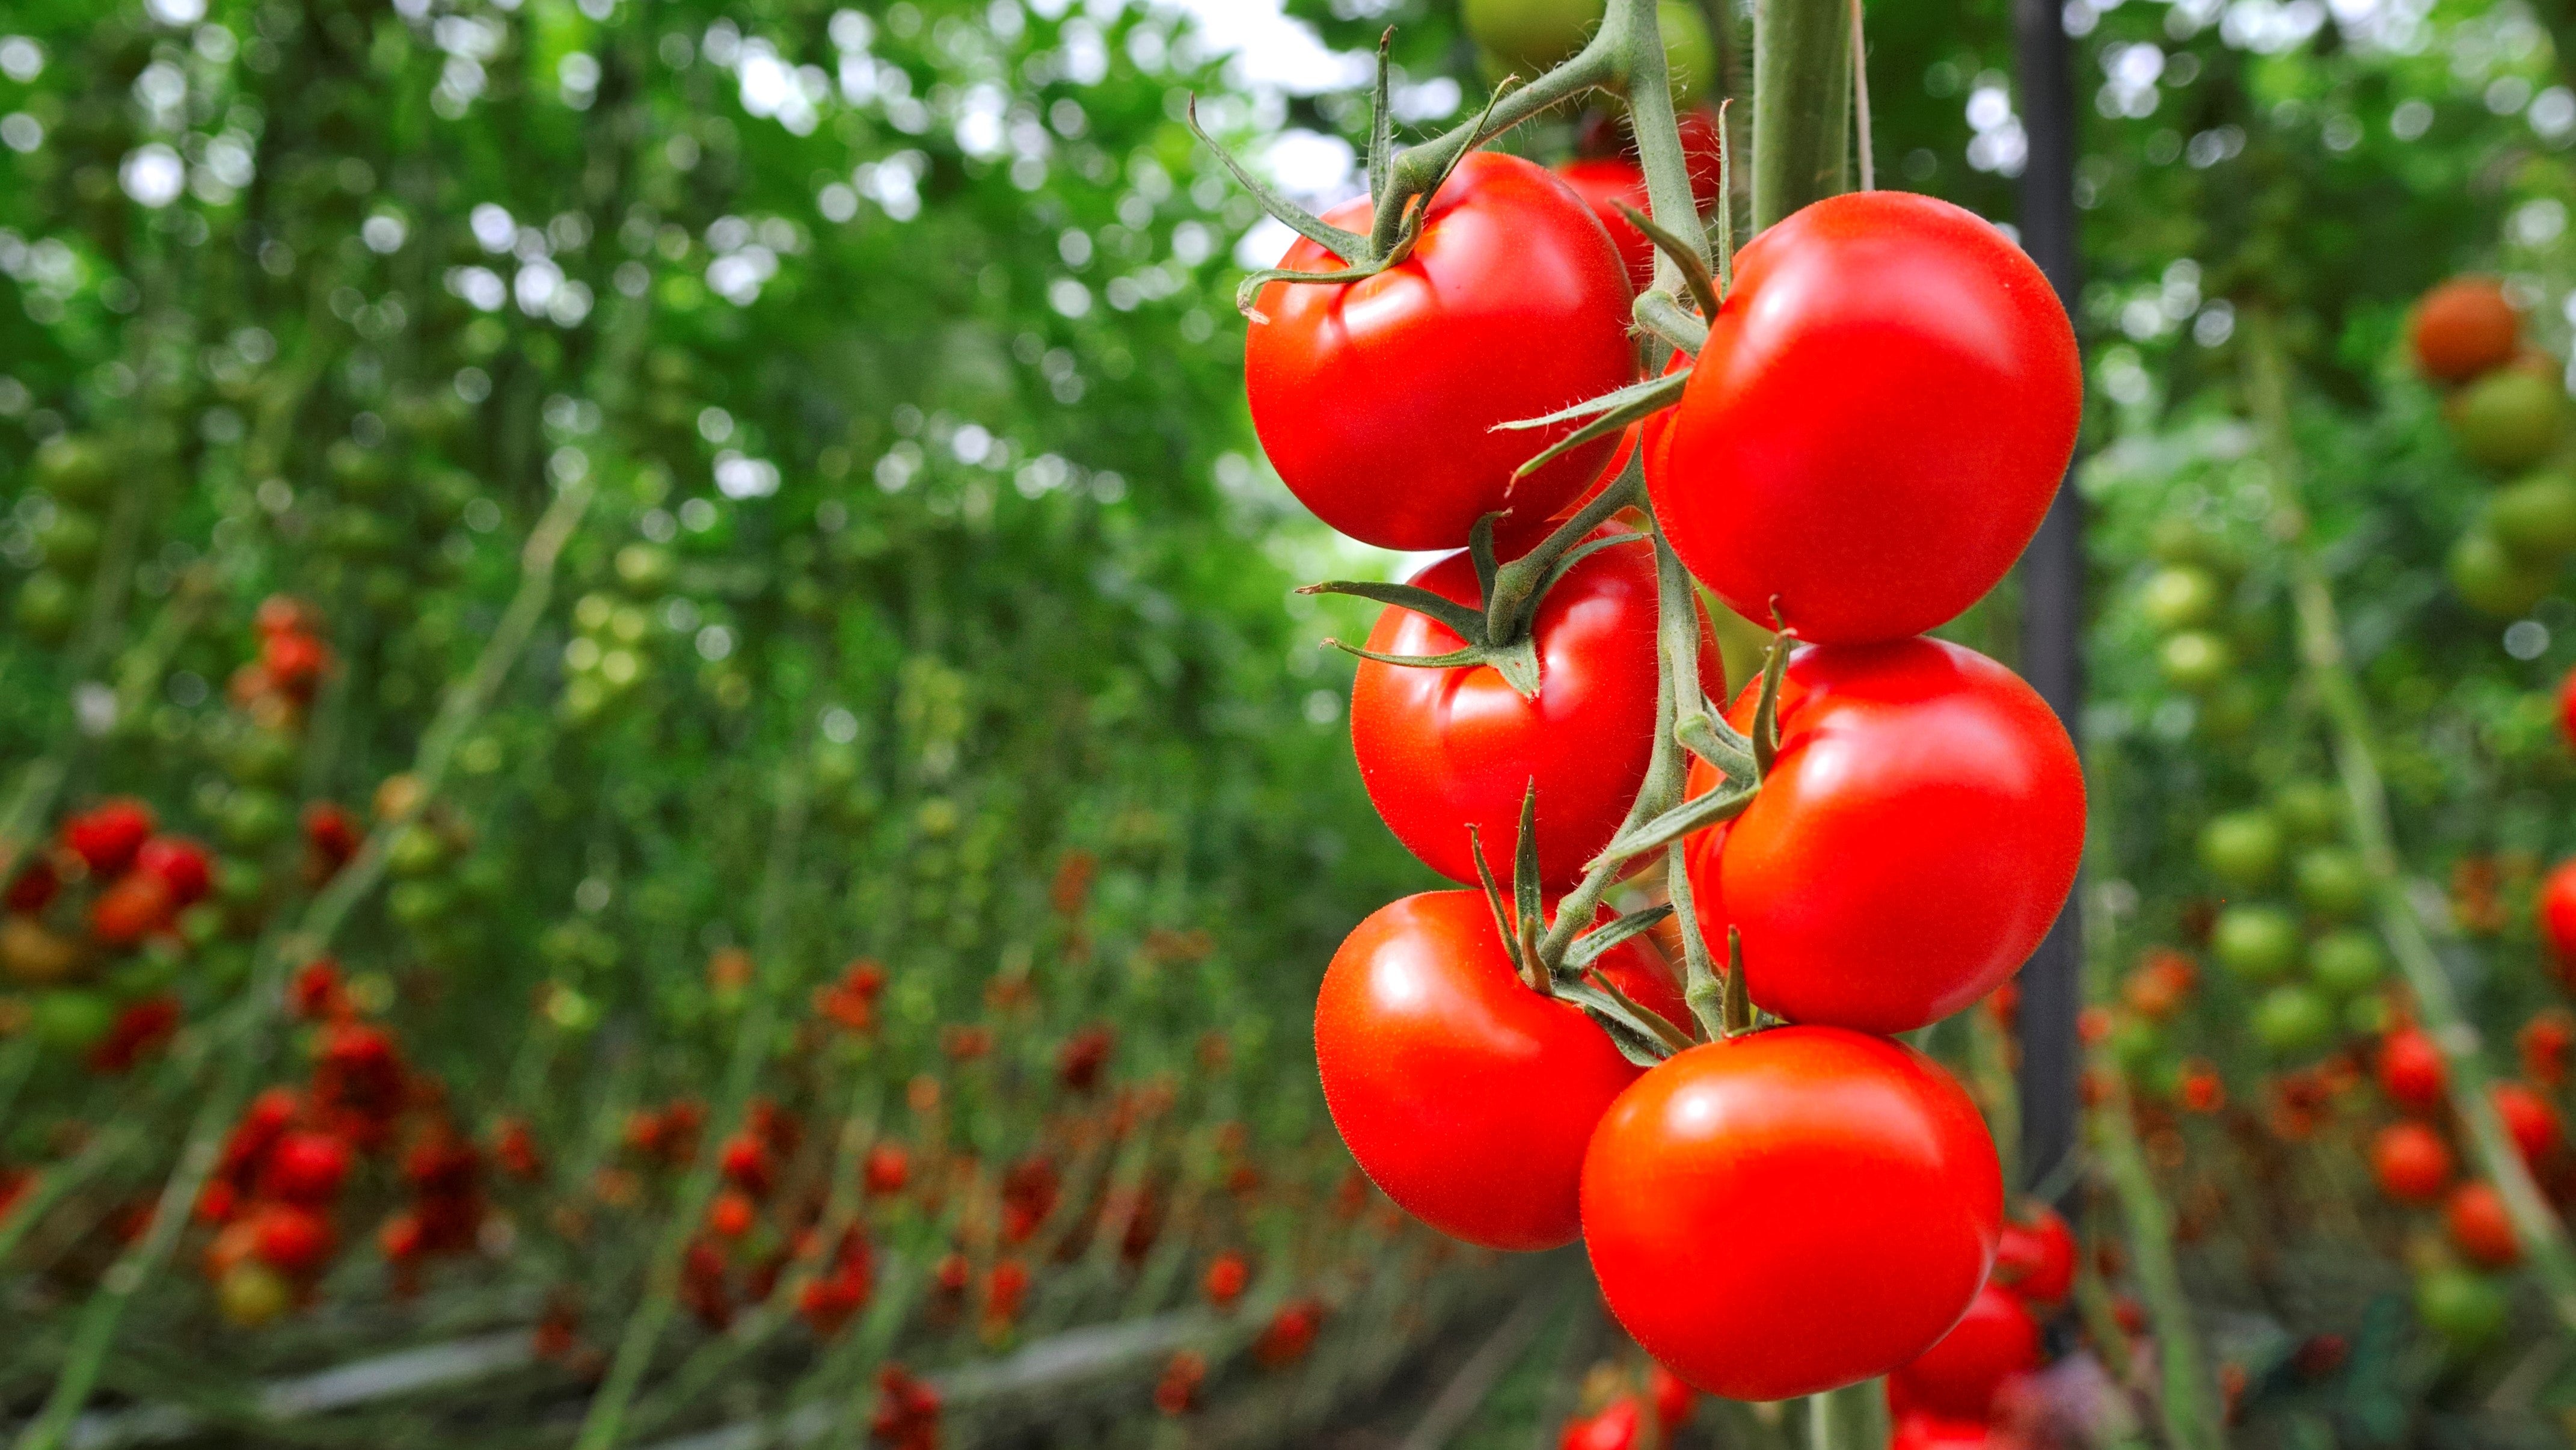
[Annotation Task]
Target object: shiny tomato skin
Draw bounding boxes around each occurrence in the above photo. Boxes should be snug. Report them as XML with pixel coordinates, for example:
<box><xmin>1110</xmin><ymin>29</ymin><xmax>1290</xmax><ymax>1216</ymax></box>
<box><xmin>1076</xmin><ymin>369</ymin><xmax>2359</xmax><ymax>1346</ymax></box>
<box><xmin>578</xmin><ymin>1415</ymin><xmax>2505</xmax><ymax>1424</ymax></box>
<box><xmin>1555</xmin><ymin>159</ymin><xmax>1655</xmax><ymax>292</ymax></box>
<box><xmin>1682</xmin><ymin>639</ymin><xmax>2083</xmax><ymax>1034</ymax></box>
<box><xmin>2378</xmin><ymin>1025</ymin><xmax>2448</xmax><ymax>1112</ymax></box>
<box><xmin>1888</xmin><ymin>1283</ymin><xmax>2041</xmax><ymax>1421</ymax></box>
<box><xmin>1352</xmin><ymin>531</ymin><xmax>1720</xmax><ymax>892</ymax></box>
<box><xmin>1247</xmin><ymin>152</ymin><xmax>1637</xmax><ymax>551</ymax></box>
<box><xmin>1316</xmin><ymin>891</ymin><xmax>1682</xmax><ymax>1252</ymax></box>
<box><xmin>2493</xmin><ymin>1083</ymin><xmax>2565</xmax><ymax>1169</ymax></box>
<box><xmin>2446</xmin><ymin>1181</ymin><xmax>2521</xmax><ymax>1268</ymax></box>
<box><xmin>2413</xmin><ymin>278</ymin><xmax>2519</xmax><ymax>384</ymax></box>
<box><xmin>1580</xmin><ymin>1027</ymin><xmax>2003</xmax><ymax>1399</ymax></box>
<box><xmin>1655</xmin><ymin>192</ymin><xmax>2079</xmax><ymax>644</ymax></box>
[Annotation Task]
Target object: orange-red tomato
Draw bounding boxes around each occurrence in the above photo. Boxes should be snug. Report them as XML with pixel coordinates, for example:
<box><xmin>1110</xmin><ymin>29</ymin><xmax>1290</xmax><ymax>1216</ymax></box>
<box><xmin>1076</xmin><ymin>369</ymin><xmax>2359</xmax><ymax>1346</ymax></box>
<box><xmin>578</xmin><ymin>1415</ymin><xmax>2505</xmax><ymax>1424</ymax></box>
<box><xmin>2376</xmin><ymin>1026</ymin><xmax>2447</xmax><ymax>1113</ymax></box>
<box><xmin>1245</xmin><ymin>152</ymin><xmax>1637</xmax><ymax>551</ymax></box>
<box><xmin>2412</xmin><ymin>277</ymin><xmax>2519</xmax><ymax>383</ymax></box>
<box><xmin>2492</xmin><ymin>1083</ymin><xmax>2565</xmax><ymax>1170</ymax></box>
<box><xmin>2446</xmin><ymin>1181</ymin><xmax>2521</xmax><ymax>1268</ymax></box>
<box><xmin>1655</xmin><ymin>192</ymin><xmax>2079</xmax><ymax>644</ymax></box>
<box><xmin>1581</xmin><ymin>1027</ymin><xmax>2002</xmax><ymax>1399</ymax></box>
<box><xmin>1684</xmin><ymin>639</ymin><xmax>2084</xmax><ymax>1034</ymax></box>
<box><xmin>1889</xmin><ymin>1282</ymin><xmax>2042</xmax><ymax>1421</ymax></box>
<box><xmin>2370</xmin><ymin>1121</ymin><xmax>2453</xmax><ymax>1204</ymax></box>
<box><xmin>1316</xmin><ymin>891</ymin><xmax>1683</xmax><ymax>1252</ymax></box>
<box><xmin>1992</xmin><ymin>1203</ymin><xmax>2077</xmax><ymax>1307</ymax></box>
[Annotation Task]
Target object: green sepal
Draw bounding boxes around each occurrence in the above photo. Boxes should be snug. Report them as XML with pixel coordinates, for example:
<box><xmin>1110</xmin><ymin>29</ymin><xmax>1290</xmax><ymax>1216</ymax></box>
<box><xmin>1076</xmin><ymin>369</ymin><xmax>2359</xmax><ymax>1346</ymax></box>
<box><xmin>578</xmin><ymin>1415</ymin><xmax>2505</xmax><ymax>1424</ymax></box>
<box><xmin>1563</xmin><ymin>903</ymin><xmax>1675</xmax><ymax>971</ymax></box>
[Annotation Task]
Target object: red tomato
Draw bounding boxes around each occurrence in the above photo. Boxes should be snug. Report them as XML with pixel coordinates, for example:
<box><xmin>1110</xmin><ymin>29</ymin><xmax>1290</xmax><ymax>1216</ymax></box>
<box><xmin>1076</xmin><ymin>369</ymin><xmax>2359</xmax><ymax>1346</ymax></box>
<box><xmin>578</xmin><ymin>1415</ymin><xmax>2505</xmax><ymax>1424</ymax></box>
<box><xmin>1580</xmin><ymin>1027</ymin><xmax>2002</xmax><ymax>1399</ymax></box>
<box><xmin>2559</xmin><ymin>666</ymin><xmax>2576</xmax><ymax>752</ymax></box>
<box><xmin>89</xmin><ymin>870</ymin><xmax>176</xmax><ymax>947</ymax></box>
<box><xmin>2370</xmin><ymin>1122</ymin><xmax>2453</xmax><ymax>1204</ymax></box>
<box><xmin>1889</xmin><ymin>1283</ymin><xmax>2041</xmax><ymax>1421</ymax></box>
<box><xmin>250</xmin><ymin>1202</ymin><xmax>337</xmax><ymax>1276</ymax></box>
<box><xmin>261</xmin><ymin>1130</ymin><xmax>353</xmax><ymax>1205</ymax></box>
<box><xmin>64</xmin><ymin>799</ymin><xmax>156</xmax><ymax>876</ymax></box>
<box><xmin>2446</xmin><ymin>1182</ymin><xmax>2521</xmax><ymax>1268</ymax></box>
<box><xmin>1682</xmin><ymin>639</ymin><xmax>2083</xmax><ymax>1034</ymax></box>
<box><xmin>1892</xmin><ymin>1410</ymin><xmax>1998</xmax><ymax>1450</ymax></box>
<box><xmin>1557</xmin><ymin>1398</ymin><xmax>1641</xmax><ymax>1450</ymax></box>
<box><xmin>1992</xmin><ymin>1203</ymin><xmax>2076</xmax><ymax>1307</ymax></box>
<box><xmin>2492</xmin><ymin>1083</ymin><xmax>2565</xmax><ymax>1169</ymax></box>
<box><xmin>1655</xmin><ymin>192</ymin><xmax>2080</xmax><ymax>644</ymax></box>
<box><xmin>1245</xmin><ymin>152</ymin><xmax>1637</xmax><ymax>551</ymax></box>
<box><xmin>1351</xmin><ymin>529</ymin><xmax>1719</xmax><ymax>892</ymax></box>
<box><xmin>2377</xmin><ymin>1026</ymin><xmax>2447</xmax><ymax>1113</ymax></box>
<box><xmin>1316</xmin><ymin>891</ymin><xmax>1684</xmax><ymax>1252</ymax></box>
<box><xmin>2412</xmin><ymin>278</ymin><xmax>2519</xmax><ymax>384</ymax></box>
<box><xmin>2541</xmin><ymin>859</ymin><xmax>2576</xmax><ymax>974</ymax></box>
<box><xmin>1649</xmin><ymin>1363</ymin><xmax>1696</xmax><ymax>1433</ymax></box>
<box><xmin>1555</xmin><ymin>159</ymin><xmax>1655</xmax><ymax>291</ymax></box>
<box><xmin>135</xmin><ymin>837</ymin><xmax>212</xmax><ymax>908</ymax></box>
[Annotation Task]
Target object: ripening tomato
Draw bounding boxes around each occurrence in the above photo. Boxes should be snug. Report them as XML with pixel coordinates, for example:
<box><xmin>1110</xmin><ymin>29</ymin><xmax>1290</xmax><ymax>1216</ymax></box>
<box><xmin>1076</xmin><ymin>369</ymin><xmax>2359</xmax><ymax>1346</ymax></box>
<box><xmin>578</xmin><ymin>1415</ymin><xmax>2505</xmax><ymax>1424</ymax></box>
<box><xmin>1888</xmin><ymin>1283</ymin><xmax>2041</xmax><ymax>1421</ymax></box>
<box><xmin>2446</xmin><ymin>1182</ymin><xmax>2521</xmax><ymax>1268</ymax></box>
<box><xmin>1554</xmin><ymin>159</ymin><xmax>1655</xmax><ymax>291</ymax></box>
<box><xmin>261</xmin><ymin>1131</ymin><xmax>353</xmax><ymax>1205</ymax></box>
<box><xmin>2371</xmin><ymin>1122</ymin><xmax>2453</xmax><ymax>1204</ymax></box>
<box><xmin>1581</xmin><ymin>1027</ymin><xmax>2002</xmax><ymax>1399</ymax></box>
<box><xmin>2412</xmin><ymin>278</ymin><xmax>2520</xmax><ymax>384</ymax></box>
<box><xmin>2378</xmin><ymin>1025</ymin><xmax>2447</xmax><ymax>1113</ymax></box>
<box><xmin>1351</xmin><ymin>529</ymin><xmax>1719</xmax><ymax>892</ymax></box>
<box><xmin>1316</xmin><ymin>891</ymin><xmax>1685</xmax><ymax>1252</ymax></box>
<box><xmin>64</xmin><ymin>799</ymin><xmax>156</xmax><ymax>876</ymax></box>
<box><xmin>1654</xmin><ymin>192</ymin><xmax>2079</xmax><ymax>644</ymax></box>
<box><xmin>1992</xmin><ymin>1203</ymin><xmax>2076</xmax><ymax>1306</ymax></box>
<box><xmin>1246</xmin><ymin>152</ymin><xmax>1637</xmax><ymax>551</ymax></box>
<box><xmin>2492</xmin><ymin>1083</ymin><xmax>2565</xmax><ymax>1169</ymax></box>
<box><xmin>1682</xmin><ymin>639</ymin><xmax>2083</xmax><ymax>1034</ymax></box>
<box><xmin>2541</xmin><ymin>859</ymin><xmax>2576</xmax><ymax>974</ymax></box>
<box><xmin>89</xmin><ymin>870</ymin><xmax>176</xmax><ymax>947</ymax></box>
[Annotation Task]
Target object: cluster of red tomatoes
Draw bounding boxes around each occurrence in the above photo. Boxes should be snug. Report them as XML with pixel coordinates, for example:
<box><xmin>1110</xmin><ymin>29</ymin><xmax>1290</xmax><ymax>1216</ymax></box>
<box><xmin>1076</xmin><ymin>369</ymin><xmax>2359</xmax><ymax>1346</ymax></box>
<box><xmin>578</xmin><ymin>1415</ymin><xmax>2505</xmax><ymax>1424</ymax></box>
<box><xmin>3</xmin><ymin>797</ymin><xmax>211</xmax><ymax>1067</ymax></box>
<box><xmin>199</xmin><ymin>960</ymin><xmax>502</xmax><ymax>1323</ymax></box>
<box><xmin>1242</xmin><ymin>90</ymin><xmax>2085</xmax><ymax>1395</ymax></box>
<box><xmin>2411</xmin><ymin>276</ymin><xmax>2576</xmax><ymax>617</ymax></box>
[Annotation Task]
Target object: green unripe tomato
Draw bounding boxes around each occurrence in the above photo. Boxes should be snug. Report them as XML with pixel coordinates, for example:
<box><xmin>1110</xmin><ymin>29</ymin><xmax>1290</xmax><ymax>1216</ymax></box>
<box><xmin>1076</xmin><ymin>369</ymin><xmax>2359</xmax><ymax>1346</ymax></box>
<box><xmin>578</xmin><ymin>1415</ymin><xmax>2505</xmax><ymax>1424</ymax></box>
<box><xmin>2148</xmin><ymin>513</ymin><xmax>2234</xmax><ymax>570</ymax></box>
<box><xmin>224</xmin><ymin>726</ymin><xmax>300</xmax><ymax>788</ymax></box>
<box><xmin>2199</xmin><ymin>679</ymin><xmax>2262</xmax><ymax>740</ymax></box>
<box><xmin>2448</xmin><ymin>529</ymin><xmax>2553</xmax><ymax>618</ymax></box>
<box><xmin>385</xmin><ymin>823</ymin><xmax>448</xmax><ymax>879</ymax></box>
<box><xmin>2159</xmin><ymin>629</ymin><xmax>2233</xmax><ymax>692</ymax></box>
<box><xmin>1463</xmin><ymin>0</ymin><xmax>1602</xmax><ymax>71</ymax></box>
<box><xmin>2212</xmin><ymin>903</ymin><xmax>2302</xmax><ymax>981</ymax></box>
<box><xmin>14</xmin><ymin>571</ymin><xmax>79</xmax><ymax>643</ymax></box>
<box><xmin>2345</xmin><ymin>993</ymin><xmax>2391</xmax><ymax>1036</ymax></box>
<box><xmin>2139</xmin><ymin>565</ymin><xmax>2223</xmax><ymax>631</ymax></box>
<box><xmin>34</xmin><ymin>435</ymin><xmax>114</xmax><ymax>506</ymax></box>
<box><xmin>2294</xmin><ymin>847</ymin><xmax>2372</xmax><ymax>919</ymax></box>
<box><xmin>2272</xmin><ymin>780</ymin><xmax>2343</xmax><ymax>842</ymax></box>
<box><xmin>2252</xmin><ymin>983</ymin><xmax>2335</xmax><ymax>1055</ymax></box>
<box><xmin>2307</xmin><ymin>927</ymin><xmax>2386</xmax><ymax>995</ymax></box>
<box><xmin>215</xmin><ymin>859</ymin><xmax>266</xmax><ymax>906</ymax></box>
<box><xmin>37</xmin><ymin>509</ymin><xmax>103</xmax><ymax>573</ymax></box>
<box><xmin>32</xmin><ymin>989</ymin><xmax>115</xmax><ymax>1052</ymax></box>
<box><xmin>2449</xmin><ymin>368</ymin><xmax>2565</xmax><ymax>472</ymax></box>
<box><xmin>218</xmin><ymin>1261</ymin><xmax>293</xmax><ymax>1328</ymax></box>
<box><xmin>616</xmin><ymin>543</ymin><xmax>676</xmax><ymax>593</ymax></box>
<box><xmin>219</xmin><ymin>790</ymin><xmax>292</xmax><ymax>850</ymax></box>
<box><xmin>2198</xmin><ymin>810</ymin><xmax>2284</xmax><ymax>889</ymax></box>
<box><xmin>2416</xmin><ymin>1267</ymin><xmax>2508</xmax><ymax>1349</ymax></box>
<box><xmin>2109</xmin><ymin>1016</ymin><xmax>2164</xmax><ymax>1073</ymax></box>
<box><xmin>2488</xmin><ymin>470</ymin><xmax>2576</xmax><ymax>563</ymax></box>
<box><xmin>388</xmin><ymin>879</ymin><xmax>452</xmax><ymax>928</ymax></box>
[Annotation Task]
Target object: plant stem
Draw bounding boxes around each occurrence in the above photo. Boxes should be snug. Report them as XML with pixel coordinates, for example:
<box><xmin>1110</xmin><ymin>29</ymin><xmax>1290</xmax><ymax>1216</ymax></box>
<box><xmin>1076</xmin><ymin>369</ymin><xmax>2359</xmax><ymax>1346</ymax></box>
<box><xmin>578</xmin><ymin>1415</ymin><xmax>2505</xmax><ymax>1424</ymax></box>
<box><xmin>2093</xmin><ymin>1069</ymin><xmax>2225</xmax><ymax>1450</ymax></box>
<box><xmin>1751</xmin><ymin>0</ymin><xmax>1850</xmax><ymax>229</ymax></box>
<box><xmin>2240</xmin><ymin>309</ymin><xmax>2576</xmax><ymax>1333</ymax></box>
<box><xmin>1806</xmin><ymin>1381</ymin><xmax>1887</xmax><ymax>1450</ymax></box>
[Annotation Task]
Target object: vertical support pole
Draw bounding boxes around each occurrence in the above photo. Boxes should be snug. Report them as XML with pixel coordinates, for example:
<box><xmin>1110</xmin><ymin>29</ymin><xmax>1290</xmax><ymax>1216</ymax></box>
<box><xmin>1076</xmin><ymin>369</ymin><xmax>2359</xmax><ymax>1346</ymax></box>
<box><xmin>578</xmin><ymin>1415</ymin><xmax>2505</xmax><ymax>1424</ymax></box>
<box><xmin>2012</xmin><ymin>0</ymin><xmax>2087</xmax><ymax>1209</ymax></box>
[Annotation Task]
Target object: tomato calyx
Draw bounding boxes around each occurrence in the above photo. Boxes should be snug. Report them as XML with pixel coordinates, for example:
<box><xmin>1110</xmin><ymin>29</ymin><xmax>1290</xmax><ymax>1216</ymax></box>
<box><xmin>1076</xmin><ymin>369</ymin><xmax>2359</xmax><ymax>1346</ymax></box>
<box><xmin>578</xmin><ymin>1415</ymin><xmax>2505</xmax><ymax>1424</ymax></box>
<box><xmin>1466</xmin><ymin>784</ymin><xmax>1693</xmax><ymax>1068</ymax></box>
